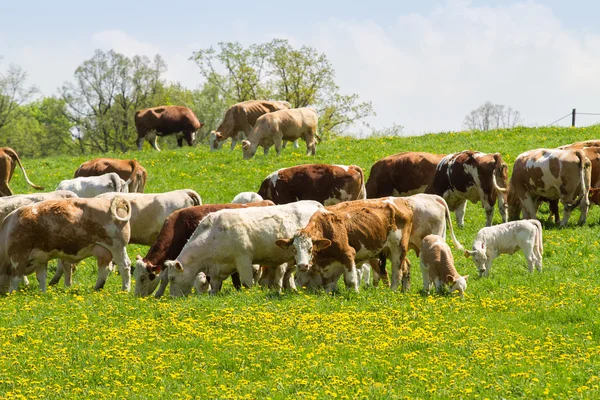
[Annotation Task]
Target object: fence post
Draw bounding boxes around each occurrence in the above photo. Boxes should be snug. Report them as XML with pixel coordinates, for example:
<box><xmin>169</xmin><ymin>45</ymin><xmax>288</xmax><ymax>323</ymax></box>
<box><xmin>572</xmin><ymin>108</ymin><xmax>576</xmax><ymax>127</ymax></box>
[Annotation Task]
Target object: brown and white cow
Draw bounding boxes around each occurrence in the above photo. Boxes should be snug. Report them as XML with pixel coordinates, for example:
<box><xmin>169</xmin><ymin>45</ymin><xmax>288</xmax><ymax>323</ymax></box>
<box><xmin>276</xmin><ymin>198</ymin><xmax>414</xmax><ymax>292</ymax></box>
<box><xmin>366</xmin><ymin>152</ymin><xmax>446</xmax><ymax>198</ymax></box>
<box><xmin>420</xmin><ymin>234</ymin><xmax>468</xmax><ymax>297</ymax></box>
<box><xmin>210</xmin><ymin>100</ymin><xmax>292</xmax><ymax>151</ymax></box>
<box><xmin>134</xmin><ymin>200</ymin><xmax>274</xmax><ymax>297</ymax></box>
<box><xmin>242</xmin><ymin>107</ymin><xmax>319</xmax><ymax>159</ymax></box>
<box><xmin>425</xmin><ymin>150</ymin><xmax>508</xmax><ymax>228</ymax></box>
<box><xmin>0</xmin><ymin>147</ymin><xmax>44</xmax><ymax>196</ymax></box>
<box><xmin>508</xmin><ymin>148</ymin><xmax>591</xmax><ymax>227</ymax></box>
<box><xmin>135</xmin><ymin>105</ymin><xmax>203</xmax><ymax>151</ymax></box>
<box><xmin>257</xmin><ymin>164</ymin><xmax>366</xmax><ymax>205</ymax></box>
<box><xmin>74</xmin><ymin>158</ymin><xmax>148</xmax><ymax>193</ymax></box>
<box><xmin>0</xmin><ymin>196</ymin><xmax>132</xmax><ymax>293</ymax></box>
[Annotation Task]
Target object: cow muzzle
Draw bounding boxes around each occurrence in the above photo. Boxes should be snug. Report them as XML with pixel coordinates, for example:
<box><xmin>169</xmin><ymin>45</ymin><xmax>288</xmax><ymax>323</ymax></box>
<box><xmin>297</xmin><ymin>263</ymin><xmax>310</xmax><ymax>272</ymax></box>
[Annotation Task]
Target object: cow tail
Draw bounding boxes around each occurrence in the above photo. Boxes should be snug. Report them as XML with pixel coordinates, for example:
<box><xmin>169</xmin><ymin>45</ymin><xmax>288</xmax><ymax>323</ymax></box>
<box><xmin>437</xmin><ymin>196</ymin><xmax>464</xmax><ymax>251</ymax></box>
<box><xmin>5</xmin><ymin>148</ymin><xmax>44</xmax><ymax>190</ymax></box>
<box><xmin>129</xmin><ymin>161</ymin><xmax>143</xmax><ymax>192</ymax></box>
<box><xmin>355</xmin><ymin>166</ymin><xmax>367</xmax><ymax>200</ymax></box>
<box><xmin>187</xmin><ymin>190</ymin><xmax>202</xmax><ymax>206</ymax></box>
<box><xmin>577</xmin><ymin>150</ymin><xmax>590</xmax><ymax>203</ymax></box>
<box><xmin>110</xmin><ymin>196</ymin><xmax>132</xmax><ymax>223</ymax></box>
<box><xmin>531</xmin><ymin>219</ymin><xmax>543</xmax><ymax>258</ymax></box>
<box><xmin>492</xmin><ymin>153</ymin><xmax>507</xmax><ymax>193</ymax></box>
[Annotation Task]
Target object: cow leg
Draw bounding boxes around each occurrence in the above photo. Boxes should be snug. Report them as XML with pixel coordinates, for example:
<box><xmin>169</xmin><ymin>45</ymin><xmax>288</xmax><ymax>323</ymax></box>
<box><xmin>137</xmin><ymin>137</ymin><xmax>145</xmax><ymax>150</ymax></box>
<box><xmin>264</xmin><ymin>146</ymin><xmax>271</xmax><ymax>156</ymax></box>
<box><xmin>209</xmin><ymin>278</ymin><xmax>223</xmax><ymax>295</ymax></box>
<box><xmin>147</xmin><ymin>132</ymin><xmax>160</xmax><ymax>151</ymax></box>
<box><xmin>230</xmin><ymin>138</ymin><xmax>238</xmax><ymax>151</ymax></box>
<box><xmin>455</xmin><ymin>200</ymin><xmax>467</xmax><ymax>228</ymax></box>
<box><xmin>177</xmin><ymin>137</ymin><xmax>184</xmax><ymax>147</ymax></box>
<box><xmin>282</xmin><ymin>140</ymin><xmax>288</xmax><ymax>149</ymax></box>
<box><xmin>578</xmin><ymin>195</ymin><xmax>590</xmax><ymax>226</ymax></box>
<box><xmin>9</xmin><ymin>276</ymin><xmax>22</xmax><ymax>293</ymax></box>
<box><xmin>36</xmin><ymin>264</ymin><xmax>48</xmax><ymax>293</ymax></box>
<box><xmin>0</xmin><ymin>274</ymin><xmax>9</xmax><ymax>294</ymax></box>
<box><xmin>22</xmin><ymin>276</ymin><xmax>29</xmax><ymax>286</ymax></box>
<box><xmin>49</xmin><ymin>259</ymin><xmax>66</xmax><ymax>286</ymax></box>
<box><xmin>497</xmin><ymin>195</ymin><xmax>508</xmax><ymax>223</ymax></box>
<box><xmin>370</xmin><ymin>256</ymin><xmax>389</xmax><ymax>287</ymax></box>
<box><xmin>231</xmin><ymin>271</ymin><xmax>242</xmax><ymax>290</ymax></box>
<box><xmin>271</xmin><ymin>263</ymin><xmax>288</xmax><ymax>292</ymax></box>
<box><xmin>420</xmin><ymin>259</ymin><xmax>431</xmax><ymax>295</ymax></box>
<box><xmin>273</xmin><ymin>136</ymin><xmax>283</xmax><ymax>156</ymax></box>
<box><xmin>358</xmin><ymin>262</ymin><xmax>371</xmax><ymax>287</ymax></box>
<box><xmin>560</xmin><ymin>203</ymin><xmax>574</xmax><ymax>227</ymax></box>
<box><xmin>433</xmin><ymin>277</ymin><xmax>443</xmax><ymax>294</ymax></box>
<box><xmin>343</xmin><ymin>262</ymin><xmax>359</xmax><ymax>293</ymax></box>
<box><xmin>284</xmin><ymin>267</ymin><xmax>297</xmax><ymax>291</ymax></box>
<box><xmin>293</xmin><ymin>139</ymin><xmax>299</xmax><ymax>149</ymax></box>
<box><xmin>62</xmin><ymin>261</ymin><xmax>74</xmax><ymax>288</ymax></box>
<box><xmin>484</xmin><ymin>203</ymin><xmax>494</xmax><ymax>227</ymax></box>
<box><xmin>94</xmin><ymin>260</ymin><xmax>114</xmax><ymax>291</ymax></box>
<box><xmin>522</xmin><ymin>244</ymin><xmax>536</xmax><ymax>273</ymax></box>
<box><xmin>236</xmin><ymin>257</ymin><xmax>255</xmax><ymax>288</ymax></box>
<box><xmin>483</xmin><ymin>258</ymin><xmax>493</xmax><ymax>277</ymax></box>
<box><xmin>109</xmin><ymin>246</ymin><xmax>132</xmax><ymax>292</ymax></box>
<box><xmin>521</xmin><ymin>195</ymin><xmax>537</xmax><ymax>220</ymax></box>
<box><xmin>154</xmin><ymin>269</ymin><xmax>169</xmax><ymax>298</ymax></box>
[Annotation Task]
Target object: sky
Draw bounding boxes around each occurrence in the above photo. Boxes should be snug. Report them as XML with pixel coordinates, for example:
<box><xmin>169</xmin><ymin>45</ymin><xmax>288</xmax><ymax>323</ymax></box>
<box><xmin>2</xmin><ymin>0</ymin><xmax>600</xmax><ymax>135</ymax></box>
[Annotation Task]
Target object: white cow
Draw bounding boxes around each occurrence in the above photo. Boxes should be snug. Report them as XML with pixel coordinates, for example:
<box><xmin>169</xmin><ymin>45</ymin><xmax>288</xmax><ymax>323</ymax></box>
<box><xmin>465</xmin><ymin>220</ymin><xmax>543</xmax><ymax>277</ymax></box>
<box><xmin>56</xmin><ymin>173</ymin><xmax>129</xmax><ymax>198</ymax></box>
<box><xmin>0</xmin><ymin>190</ymin><xmax>78</xmax><ymax>222</ymax></box>
<box><xmin>49</xmin><ymin>189</ymin><xmax>202</xmax><ymax>287</ymax></box>
<box><xmin>231</xmin><ymin>192</ymin><xmax>264</xmax><ymax>204</ymax></box>
<box><xmin>164</xmin><ymin>200</ymin><xmax>324</xmax><ymax>296</ymax></box>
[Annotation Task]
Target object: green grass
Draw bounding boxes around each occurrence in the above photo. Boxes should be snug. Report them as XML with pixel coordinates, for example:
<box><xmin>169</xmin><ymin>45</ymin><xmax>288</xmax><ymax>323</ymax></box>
<box><xmin>1</xmin><ymin>125</ymin><xmax>600</xmax><ymax>399</ymax></box>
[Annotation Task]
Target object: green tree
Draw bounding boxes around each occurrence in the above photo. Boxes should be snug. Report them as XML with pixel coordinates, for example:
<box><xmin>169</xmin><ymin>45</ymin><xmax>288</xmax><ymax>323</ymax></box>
<box><xmin>0</xmin><ymin>59</ymin><xmax>38</xmax><ymax>133</ymax></box>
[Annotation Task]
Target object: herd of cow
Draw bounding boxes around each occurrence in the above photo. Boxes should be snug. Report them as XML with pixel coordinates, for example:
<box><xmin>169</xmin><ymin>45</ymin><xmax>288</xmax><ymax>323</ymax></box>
<box><xmin>0</xmin><ymin>133</ymin><xmax>596</xmax><ymax>298</ymax></box>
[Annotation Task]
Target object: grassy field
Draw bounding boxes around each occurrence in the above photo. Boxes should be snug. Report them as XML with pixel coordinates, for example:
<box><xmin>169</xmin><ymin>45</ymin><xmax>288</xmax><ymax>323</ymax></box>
<box><xmin>1</xmin><ymin>125</ymin><xmax>600</xmax><ymax>399</ymax></box>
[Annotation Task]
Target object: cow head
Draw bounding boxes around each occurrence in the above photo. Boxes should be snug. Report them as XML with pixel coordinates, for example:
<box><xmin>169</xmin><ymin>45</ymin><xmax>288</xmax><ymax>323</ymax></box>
<box><xmin>464</xmin><ymin>241</ymin><xmax>487</xmax><ymax>277</ymax></box>
<box><xmin>506</xmin><ymin>184</ymin><xmax>522</xmax><ymax>221</ymax></box>
<box><xmin>589</xmin><ymin>187</ymin><xmax>600</xmax><ymax>205</ymax></box>
<box><xmin>133</xmin><ymin>255</ymin><xmax>162</xmax><ymax>297</ymax></box>
<box><xmin>209</xmin><ymin>131</ymin><xmax>224</xmax><ymax>151</ymax></box>
<box><xmin>276</xmin><ymin>231</ymin><xmax>331</xmax><ymax>272</ymax></box>
<box><xmin>448</xmin><ymin>275</ymin><xmax>469</xmax><ymax>298</ymax></box>
<box><xmin>242</xmin><ymin>140</ymin><xmax>256</xmax><ymax>160</ymax></box>
<box><xmin>164</xmin><ymin>260</ymin><xmax>195</xmax><ymax>297</ymax></box>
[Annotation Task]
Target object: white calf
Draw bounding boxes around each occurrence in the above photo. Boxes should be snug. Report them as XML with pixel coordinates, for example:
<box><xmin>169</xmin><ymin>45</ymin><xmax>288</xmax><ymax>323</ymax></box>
<box><xmin>231</xmin><ymin>192</ymin><xmax>264</xmax><ymax>204</ymax></box>
<box><xmin>56</xmin><ymin>173</ymin><xmax>129</xmax><ymax>198</ymax></box>
<box><xmin>465</xmin><ymin>220</ymin><xmax>543</xmax><ymax>277</ymax></box>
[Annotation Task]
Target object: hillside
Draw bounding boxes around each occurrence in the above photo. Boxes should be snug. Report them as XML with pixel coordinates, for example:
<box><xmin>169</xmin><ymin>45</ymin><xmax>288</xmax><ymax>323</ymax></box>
<box><xmin>1</xmin><ymin>125</ymin><xmax>600</xmax><ymax>399</ymax></box>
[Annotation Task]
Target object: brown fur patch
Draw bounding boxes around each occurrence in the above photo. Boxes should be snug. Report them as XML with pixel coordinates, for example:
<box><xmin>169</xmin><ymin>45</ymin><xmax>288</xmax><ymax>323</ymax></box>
<box><xmin>75</xmin><ymin>158</ymin><xmax>148</xmax><ymax>193</ymax></box>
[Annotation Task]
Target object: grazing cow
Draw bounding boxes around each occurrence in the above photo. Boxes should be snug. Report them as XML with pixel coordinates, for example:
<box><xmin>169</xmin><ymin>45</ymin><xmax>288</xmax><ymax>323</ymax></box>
<box><xmin>425</xmin><ymin>150</ymin><xmax>508</xmax><ymax>227</ymax></box>
<box><xmin>0</xmin><ymin>190</ymin><xmax>78</xmax><ymax>222</ymax></box>
<box><xmin>164</xmin><ymin>201</ymin><xmax>324</xmax><ymax>297</ymax></box>
<box><xmin>0</xmin><ymin>147</ymin><xmax>44</xmax><ymax>196</ymax></box>
<box><xmin>276</xmin><ymin>198</ymin><xmax>414</xmax><ymax>292</ymax></box>
<box><xmin>366</xmin><ymin>152</ymin><xmax>446</xmax><ymax>198</ymax></box>
<box><xmin>465</xmin><ymin>220</ymin><xmax>543</xmax><ymax>277</ymax></box>
<box><xmin>508</xmin><ymin>148</ymin><xmax>591</xmax><ymax>227</ymax></box>
<box><xmin>135</xmin><ymin>105</ymin><xmax>203</xmax><ymax>151</ymax></box>
<box><xmin>231</xmin><ymin>192</ymin><xmax>264</xmax><ymax>204</ymax></box>
<box><xmin>56</xmin><ymin>173</ymin><xmax>129</xmax><ymax>198</ymax></box>
<box><xmin>134</xmin><ymin>200</ymin><xmax>274</xmax><ymax>297</ymax></box>
<box><xmin>242</xmin><ymin>107</ymin><xmax>319</xmax><ymax>159</ymax></box>
<box><xmin>0</xmin><ymin>196</ymin><xmax>132</xmax><ymax>293</ymax></box>
<box><xmin>210</xmin><ymin>100</ymin><xmax>293</xmax><ymax>151</ymax></box>
<box><xmin>420</xmin><ymin>234</ymin><xmax>468</xmax><ymax>297</ymax></box>
<box><xmin>507</xmin><ymin>186</ymin><xmax>560</xmax><ymax>225</ymax></box>
<box><xmin>257</xmin><ymin>164</ymin><xmax>366</xmax><ymax>205</ymax></box>
<box><xmin>74</xmin><ymin>158</ymin><xmax>148</xmax><ymax>193</ymax></box>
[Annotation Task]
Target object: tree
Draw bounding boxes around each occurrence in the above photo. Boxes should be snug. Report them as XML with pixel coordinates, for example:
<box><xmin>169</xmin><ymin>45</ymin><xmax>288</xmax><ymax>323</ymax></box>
<box><xmin>0</xmin><ymin>59</ymin><xmax>38</xmax><ymax>132</ymax></box>
<box><xmin>190</xmin><ymin>39</ymin><xmax>374</xmax><ymax>139</ymax></box>
<box><xmin>463</xmin><ymin>101</ymin><xmax>522</xmax><ymax>131</ymax></box>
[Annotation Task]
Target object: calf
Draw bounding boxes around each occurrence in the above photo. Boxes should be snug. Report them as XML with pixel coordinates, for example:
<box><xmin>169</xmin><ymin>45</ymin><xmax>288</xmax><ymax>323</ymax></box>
<box><xmin>420</xmin><ymin>234</ymin><xmax>468</xmax><ymax>297</ymax></box>
<box><xmin>56</xmin><ymin>173</ymin><xmax>129</xmax><ymax>198</ymax></box>
<box><xmin>164</xmin><ymin>201</ymin><xmax>323</xmax><ymax>296</ymax></box>
<box><xmin>426</xmin><ymin>150</ymin><xmax>508</xmax><ymax>227</ymax></box>
<box><xmin>0</xmin><ymin>196</ymin><xmax>132</xmax><ymax>293</ymax></box>
<box><xmin>0</xmin><ymin>190</ymin><xmax>78</xmax><ymax>222</ymax></box>
<box><xmin>258</xmin><ymin>164</ymin><xmax>366</xmax><ymax>205</ymax></box>
<box><xmin>74</xmin><ymin>158</ymin><xmax>148</xmax><ymax>193</ymax></box>
<box><xmin>276</xmin><ymin>198</ymin><xmax>413</xmax><ymax>292</ymax></box>
<box><xmin>465</xmin><ymin>220</ymin><xmax>543</xmax><ymax>277</ymax></box>
<box><xmin>134</xmin><ymin>200</ymin><xmax>274</xmax><ymax>297</ymax></box>
<box><xmin>231</xmin><ymin>192</ymin><xmax>264</xmax><ymax>204</ymax></box>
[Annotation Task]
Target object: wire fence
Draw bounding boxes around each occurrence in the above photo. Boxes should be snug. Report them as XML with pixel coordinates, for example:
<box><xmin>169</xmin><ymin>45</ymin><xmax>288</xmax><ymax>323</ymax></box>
<box><xmin>547</xmin><ymin>109</ymin><xmax>600</xmax><ymax>127</ymax></box>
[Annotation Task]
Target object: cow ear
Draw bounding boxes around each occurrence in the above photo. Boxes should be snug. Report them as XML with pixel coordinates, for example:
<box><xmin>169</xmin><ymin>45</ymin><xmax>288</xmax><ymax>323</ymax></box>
<box><xmin>136</xmin><ymin>254</ymin><xmax>143</xmax><ymax>261</ymax></box>
<box><xmin>215</xmin><ymin>132</ymin><xmax>223</xmax><ymax>140</ymax></box>
<box><xmin>313</xmin><ymin>239</ymin><xmax>332</xmax><ymax>250</ymax></box>
<box><xmin>242</xmin><ymin>140</ymin><xmax>251</xmax><ymax>150</ymax></box>
<box><xmin>447</xmin><ymin>275</ymin><xmax>455</xmax><ymax>284</ymax></box>
<box><xmin>464</xmin><ymin>250</ymin><xmax>473</xmax><ymax>258</ymax></box>
<box><xmin>150</xmin><ymin>265</ymin><xmax>161</xmax><ymax>273</ymax></box>
<box><xmin>174</xmin><ymin>261</ymin><xmax>183</xmax><ymax>271</ymax></box>
<box><xmin>463</xmin><ymin>275</ymin><xmax>470</xmax><ymax>281</ymax></box>
<box><xmin>275</xmin><ymin>238</ymin><xmax>292</xmax><ymax>249</ymax></box>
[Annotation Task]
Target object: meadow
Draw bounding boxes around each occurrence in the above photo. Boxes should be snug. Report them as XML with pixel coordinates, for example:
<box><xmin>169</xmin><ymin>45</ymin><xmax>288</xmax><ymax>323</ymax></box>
<box><xmin>1</xmin><ymin>125</ymin><xmax>600</xmax><ymax>399</ymax></box>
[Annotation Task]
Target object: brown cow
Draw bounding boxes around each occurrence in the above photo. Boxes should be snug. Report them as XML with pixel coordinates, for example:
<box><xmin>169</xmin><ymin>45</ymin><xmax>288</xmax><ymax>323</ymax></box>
<box><xmin>134</xmin><ymin>200</ymin><xmax>275</xmax><ymax>297</ymax></box>
<box><xmin>242</xmin><ymin>107</ymin><xmax>319</xmax><ymax>158</ymax></box>
<box><xmin>0</xmin><ymin>196</ymin><xmax>132</xmax><ymax>293</ymax></box>
<box><xmin>425</xmin><ymin>150</ymin><xmax>508</xmax><ymax>227</ymax></box>
<box><xmin>74</xmin><ymin>158</ymin><xmax>148</xmax><ymax>193</ymax></box>
<box><xmin>257</xmin><ymin>164</ymin><xmax>366</xmax><ymax>205</ymax></box>
<box><xmin>366</xmin><ymin>152</ymin><xmax>446</xmax><ymax>198</ymax></box>
<box><xmin>276</xmin><ymin>198</ymin><xmax>414</xmax><ymax>292</ymax></box>
<box><xmin>135</xmin><ymin>106</ymin><xmax>203</xmax><ymax>151</ymax></box>
<box><xmin>0</xmin><ymin>147</ymin><xmax>44</xmax><ymax>196</ymax></box>
<box><xmin>508</xmin><ymin>148</ymin><xmax>591</xmax><ymax>227</ymax></box>
<box><xmin>420</xmin><ymin>234</ymin><xmax>468</xmax><ymax>297</ymax></box>
<box><xmin>210</xmin><ymin>100</ymin><xmax>292</xmax><ymax>151</ymax></box>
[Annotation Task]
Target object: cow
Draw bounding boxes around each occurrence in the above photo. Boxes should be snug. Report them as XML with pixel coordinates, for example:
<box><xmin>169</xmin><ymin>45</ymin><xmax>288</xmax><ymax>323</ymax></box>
<box><xmin>507</xmin><ymin>148</ymin><xmax>591</xmax><ymax>227</ymax></box>
<box><xmin>209</xmin><ymin>100</ymin><xmax>294</xmax><ymax>151</ymax></box>
<box><xmin>135</xmin><ymin>105</ymin><xmax>203</xmax><ymax>151</ymax></box>
<box><xmin>0</xmin><ymin>196</ymin><xmax>132</xmax><ymax>293</ymax></box>
<box><xmin>366</xmin><ymin>152</ymin><xmax>446</xmax><ymax>198</ymax></box>
<box><xmin>420</xmin><ymin>234</ymin><xmax>468</xmax><ymax>298</ymax></box>
<box><xmin>507</xmin><ymin>185</ymin><xmax>560</xmax><ymax>225</ymax></box>
<box><xmin>164</xmin><ymin>201</ymin><xmax>324</xmax><ymax>297</ymax></box>
<box><xmin>133</xmin><ymin>200</ymin><xmax>274</xmax><ymax>297</ymax></box>
<box><xmin>56</xmin><ymin>173</ymin><xmax>129</xmax><ymax>198</ymax></box>
<box><xmin>231</xmin><ymin>192</ymin><xmax>264</xmax><ymax>204</ymax></box>
<box><xmin>257</xmin><ymin>164</ymin><xmax>366</xmax><ymax>205</ymax></box>
<box><xmin>276</xmin><ymin>198</ymin><xmax>414</xmax><ymax>293</ymax></box>
<box><xmin>465</xmin><ymin>220</ymin><xmax>543</xmax><ymax>277</ymax></box>
<box><xmin>242</xmin><ymin>107</ymin><xmax>319</xmax><ymax>159</ymax></box>
<box><xmin>425</xmin><ymin>150</ymin><xmax>508</xmax><ymax>228</ymax></box>
<box><xmin>74</xmin><ymin>158</ymin><xmax>148</xmax><ymax>193</ymax></box>
<box><xmin>0</xmin><ymin>147</ymin><xmax>44</xmax><ymax>196</ymax></box>
<box><xmin>0</xmin><ymin>190</ymin><xmax>78</xmax><ymax>222</ymax></box>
